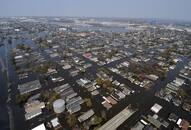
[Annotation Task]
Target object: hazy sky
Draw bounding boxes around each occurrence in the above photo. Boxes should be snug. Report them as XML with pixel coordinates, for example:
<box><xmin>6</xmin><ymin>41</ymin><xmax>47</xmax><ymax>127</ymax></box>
<box><xmin>1</xmin><ymin>0</ymin><xmax>191</xmax><ymax>21</ymax></box>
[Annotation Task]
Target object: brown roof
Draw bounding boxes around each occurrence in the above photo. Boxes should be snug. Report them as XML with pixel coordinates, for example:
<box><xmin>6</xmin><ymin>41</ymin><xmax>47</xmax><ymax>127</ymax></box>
<box><xmin>106</xmin><ymin>96</ymin><xmax>117</xmax><ymax>105</ymax></box>
<box><xmin>180</xmin><ymin>119</ymin><xmax>190</xmax><ymax>130</ymax></box>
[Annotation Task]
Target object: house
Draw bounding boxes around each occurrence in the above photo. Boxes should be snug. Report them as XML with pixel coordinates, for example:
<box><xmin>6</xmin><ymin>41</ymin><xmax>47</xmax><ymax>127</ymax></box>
<box><xmin>151</xmin><ymin>103</ymin><xmax>162</xmax><ymax>113</ymax></box>
<box><xmin>70</xmin><ymin>70</ymin><xmax>79</xmax><ymax>77</ymax></box>
<box><xmin>87</xmin><ymin>86</ymin><xmax>97</xmax><ymax>92</ymax></box>
<box><xmin>102</xmin><ymin>101</ymin><xmax>112</xmax><ymax>110</ymax></box>
<box><xmin>166</xmin><ymin>83</ymin><xmax>179</xmax><ymax>94</ymax></box>
<box><xmin>76</xmin><ymin>78</ymin><xmax>90</xmax><ymax>86</ymax></box>
<box><xmin>51</xmin><ymin>117</ymin><xmax>61</xmax><ymax>129</ymax></box>
<box><xmin>51</xmin><ymin>75</ymin><xmax>64</xmax><ymax>82</ymax></box>
<box><xmin>47</xmin><ymin>68</ymin><xmax>57</xmax><ymax>75</ymax></box>
<box><xmin>91</xmin><ymin>90</ymin><xmax>99</xmax><ymax>96</ymax></box>
<box><xmin>18</xmin><ymin>80</ymin><xmax>41</xmax><ymax>95</ymax></box>
<box><xmin>131</xmin><ymin>58</ymin><xmax>140</xmax><ymax>63</ymax></box>
<box><xmin>177</xmin><ymin>119</ymin><xmax>190</xmax><ymax>130</ymax></box>
<box><xmin>83</xmin><ymin>52</ymin><xmax>92</xmax><ymax>59</ymax></box>
<box><xmin>121</xmin><ymin>86</ymin><xmax>132</xmax><ymax>95</ymax></box>
<box><xmin>50</xmin><ymin>53</ymin><xmax>59</xmax><ymax>58</ymax></box>
<box><xmin>131</xmin><ymin>122</ymin><xmax>144</xmax><ymax>130</ymax></box>
<box><xmin>182</xmin><ymin>103</ymin><xmax>191</xmax><ymax>112</ymax></box>
<box><xmin>78</xmin><ymin>109</ymin><xmax>95</xmax><ymax>122</ymax></box>
<box><xmin>24</xmin><ymin>100</ymin><xmax>45</xmax><ymax>120</ymax></box>
<box><xmin>144</xmin><ymin>115</ymin><xmax>162</xmax><ymax>128</ymax></box>
<box><xmin>111</xmin><ymin>90</ymin><xmax>126</xmax><ymax>101</ymax></box>
<box><xmin>146</xmin><ymin>74</ymin><xmax>159</xmax><ymax>81</ymax></box>
<box><xmin>173</xmin><ymin>78</ymin><xmax>185</xmax><ymax>86</ymax></box>
<box><xmin>14</xmin><ymin>55</ymin><xmax>23</xmax><ymax>60</ymax></box>
<box><xmin>66</xmin><ymin>96</ymin><xmax>84</xmax><ymax>114</ymax></box>
<box><xmin>68</xmin><ymin>105</ymin><xmax>81</xmax><ymax>114</ymax></box>
<box><xmin>54</xmin><ymin>83</ymin><xmax>71</xmax><ymax>93</ymax></box>
<box><xmin>115</xmin><ymin>90</ymin><xmax>126</xmax><ymax>100</ymax></box>
<box><xmin>47</xmin><ymin>40</ymin><xmax>52</xmax><ymax>43</ymax></box>
<box><xmin>161</xmin><ymin>120</ymin><xmax>169</xmax><ymax>128</ymax></box>
<box><xmin>121</xmin><ymin>61</ymin><xmax>129</xmax><ymax>67</ymax></box>
<box><xmin>168</xmin><ymin>113</ymin><xmax>178</xmax><ymax>122</ymax></box>
<box><xmin>112</xmin><ymin>80</ymin><xmax>120</xmax><ymax>86</ymax></box>
<box><xmin>25</xmin><ymin>109</ymin><xmax>42</xmax><ymax>120</ymax></box>
<box><xmin>59</xmin><ymin>27</ymin><xmax>67</xmax><ymax>32</ymax></box>
<box><xmin>62</xmin><ymin>64</ymin><xmax>71</xmax><ymax>70</ymax></box>
<box><xmin>31</xmin><ymin>124</ymin><xmax>46</xmax><ymax>130</ymax></box>
<box><xmin>106</xmin><ymin>96</ymin><xmax>117</xmax><ymax>105</ymax></box>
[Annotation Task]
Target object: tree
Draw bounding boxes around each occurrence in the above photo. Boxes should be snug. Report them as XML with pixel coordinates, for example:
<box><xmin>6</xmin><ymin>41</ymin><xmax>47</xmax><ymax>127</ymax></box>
<box><xmin>16</xmin><ymin>44</ymin><xmax>25</xmax><ymax>50</ymax></box>
<box><xmin>96</xmin><ymin>78</ymin><xmax>103</xmax><ymax>86</ymax></box>
<box><xmin>90</xmin><ymin>115</ymin><xmax>103</xmax><ymax>125</ymax></box>
<box><xmin>99</xmin><ymin>67</ymin><xmax>110</xmax><ymax>74</ymax></box>
<box><xmin>101</xmin><ymin>110</ymin><xmax>107</xmax><ymax>121</ymax></box>
<box><xmin>178</xmin><ymin>88</ymin><xmax>189</xmax><ymax>99</ymax></box>
<box><xmin>97</xmin><ymin>55</ymin><xmax>105</xmax><ymax>61</ymax></box>
<box><xmin>40</xmin><ymin>90</ymin><xmax>50</xmax><ymax>102</ymax></box>
<box><xmin>128</xmin><ymin>104</ymin><xmax>138</xmax><ymax>111</ymax></box>
<box><xmin>84</xmin><ymin>98</ymin><xmax>93</xmax><ymax>107</ymax></box>
<box><xmin>79</xmin><ymin>69</ymin><xmax>86</xmax><ymax>76</ymax></box>
<box><xmin>102</xmin><ymin>80</ymin><xmax>114</xmax><ymax>92</ymax></box>
<box><xmin>66</xmin><ymin>114</ymin><xmax>77</xmax><ymax>128</ymax></box>
<box><xmin>40</xmin><ymin>90</ymin><xmax>60</xmax><ymax>110</ymax></box>
<box><xmin>155</xmin><ymin>69</ymin><xmax>167</xmax><ymax>80</ymax></box>
<box><xmin>34</xmin><ymin>62</ymin><xmax>53</xmax><ymax>74</ymax></box>
<box><xmin>16</xmin><ymin>93</ymin><xmax>31</xmax><ymax>105</ymax></box>
<box><xmin>106</xmin><ymin>49</ymin><xmax>118</xmax><ymax>59</ymax></box>
<box><xmin>161</xmin><ymin>48</ymin><xmax>172</xmax><ymax>60</ymax></box>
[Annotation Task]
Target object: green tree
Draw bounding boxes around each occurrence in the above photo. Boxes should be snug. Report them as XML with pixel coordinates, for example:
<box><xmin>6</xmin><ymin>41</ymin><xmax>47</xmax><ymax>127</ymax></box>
<box><xmin>99</xmin><ymin>67</ymin><xmax>110</xmax><ymax>74</ymax></box>
<box><xmin>103</xmin><ymin>80</ymin><xmax>113</xmax><ymax>92</ymax></box>
<box><xmin>40</xmin><ymin>90</ymin><xmax>60</xmax><ymax>110</ymax></box>
<box><xmin>16</xmin><ymin>93</ymin><xmax>31</xmax><ymax>105</ymax></box>
<box><xmin>84</xmin><ymin>98</ymin><xmax>93</xmax><ymax>107</ymax></box>
<box><xmin>90</xmin><ymin>115</ymin><xmax>103</xmax><ymax>125</ymax></box>
<box><xmin>96</xmin><ymin>78</ymin><xmax>103</xmax><ymax>86</ymax></box>
<box><xmin>178</xmin><ymin>88</ymin><xmax>189</xmax><ymax>99</ymax></box>
<box><xmin>101</xmin><ymin>110</ymin><xmax>107</xmax><ymax>121</ymax></box>
<box><xmin>66</xmin><ymin>114</ymin><xmax>77</xmax><ymax>128</ymax></box>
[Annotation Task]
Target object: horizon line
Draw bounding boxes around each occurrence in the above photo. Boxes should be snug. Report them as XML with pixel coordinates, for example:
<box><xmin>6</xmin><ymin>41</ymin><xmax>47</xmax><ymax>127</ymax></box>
<box><xmin>0</xmin><ymin>15</ymin><xmax>191</xmax><ymax>23</ymax></box>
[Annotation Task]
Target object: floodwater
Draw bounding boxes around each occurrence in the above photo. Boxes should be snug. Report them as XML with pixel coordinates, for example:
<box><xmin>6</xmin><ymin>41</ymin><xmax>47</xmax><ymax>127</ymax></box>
<box><xmin>0</xmin><ymin>44</ymin><xmax>9</xmax><ymax>130</ymax></box>
<box><xmin>73</xmin><ymin>26</ymin><xmax>129</xmax><ymax>33</ymax></box>
<box><xmin>0</xmin><ymin>30</ymin><xmax>190</xmax><ymax>130</ymax></box>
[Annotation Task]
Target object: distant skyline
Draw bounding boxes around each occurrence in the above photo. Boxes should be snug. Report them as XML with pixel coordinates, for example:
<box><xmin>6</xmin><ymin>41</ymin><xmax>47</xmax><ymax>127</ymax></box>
<box><xmin>1</xmin><ymin>0</ymin><xmax>191</xmax><ymax>21</ymax></box>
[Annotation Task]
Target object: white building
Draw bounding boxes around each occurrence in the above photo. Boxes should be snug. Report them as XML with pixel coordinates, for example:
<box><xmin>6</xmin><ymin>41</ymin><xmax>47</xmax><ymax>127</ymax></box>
<box><xmin>151</xmin><ymin>103</ymin><xmax>162</xmax><ymax>113</ymax></box>
<box><xmin>31</xmin><ymin>124</ymin><xmax>46</xmax><ymax>130</ymax></box>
